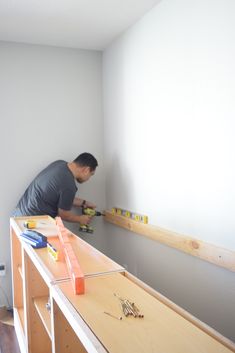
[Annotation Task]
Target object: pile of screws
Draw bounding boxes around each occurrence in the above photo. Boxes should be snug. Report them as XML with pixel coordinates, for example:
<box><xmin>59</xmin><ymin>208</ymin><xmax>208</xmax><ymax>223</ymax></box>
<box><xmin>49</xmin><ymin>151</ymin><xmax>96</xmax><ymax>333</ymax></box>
<box><xmin>114</xmin><ymin>293</ymin><xmax>144</xmax><ymax>318</ymax></box>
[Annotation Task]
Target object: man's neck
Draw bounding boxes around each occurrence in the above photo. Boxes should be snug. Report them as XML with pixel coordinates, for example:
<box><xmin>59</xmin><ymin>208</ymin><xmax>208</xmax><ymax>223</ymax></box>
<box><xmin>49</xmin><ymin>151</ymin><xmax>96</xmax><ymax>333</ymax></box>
<box><xmin>67</xmin><ymin>162</ymin><xmax>78</xmax><ymax>178</ymax></box>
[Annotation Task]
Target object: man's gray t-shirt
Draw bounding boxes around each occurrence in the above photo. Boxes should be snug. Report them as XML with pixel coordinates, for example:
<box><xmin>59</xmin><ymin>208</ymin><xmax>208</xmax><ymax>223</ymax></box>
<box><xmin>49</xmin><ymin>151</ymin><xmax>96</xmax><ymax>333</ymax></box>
<box><xmin>13</xmin><ymin>160</ymin><xmax>77</xmax><ymax>218</ymax></box>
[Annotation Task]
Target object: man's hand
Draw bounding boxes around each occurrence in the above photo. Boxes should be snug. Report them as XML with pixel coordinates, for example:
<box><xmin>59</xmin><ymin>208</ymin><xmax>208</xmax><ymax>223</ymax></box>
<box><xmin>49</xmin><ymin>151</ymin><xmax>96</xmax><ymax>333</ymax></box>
<box><xmin>78</xmin><ymin>215</ymin><xmax>92</xmax><ymax>225</ymax></box>
<box><xmin>58</xmin><ymin>209</ymin><xmax>92</xmax><ymax>224</ymax></box>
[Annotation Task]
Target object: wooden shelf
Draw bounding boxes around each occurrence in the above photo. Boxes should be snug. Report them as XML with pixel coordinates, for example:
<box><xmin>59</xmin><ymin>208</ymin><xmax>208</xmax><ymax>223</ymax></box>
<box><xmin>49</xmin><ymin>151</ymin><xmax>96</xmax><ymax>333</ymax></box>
<box><xmin>10</xmin><ymin>215</ymin><xmax>235</xmax><ymax>353</ymax></box>
<box><xmin>33</xmin><ymin>296</ymin><xmax>51</xmax><ymax>339</ymax></box>
<box><xmin>53</xmin><ymin>299</ymin><xmax>88</xmax><ymax>353</ymax></box>
<box><xmin>57</xmin><ymin>272</ymin><xmax>235</xmax><ymax>353</ymax></box>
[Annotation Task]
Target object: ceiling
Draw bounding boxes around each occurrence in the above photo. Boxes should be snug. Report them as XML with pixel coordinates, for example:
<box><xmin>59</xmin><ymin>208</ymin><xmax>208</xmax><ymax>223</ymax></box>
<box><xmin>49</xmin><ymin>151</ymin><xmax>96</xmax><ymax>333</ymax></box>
<box><xmin>0</xmin><ymin>0</ymin><xmax>161</xmax><ymax>50</ymax></box>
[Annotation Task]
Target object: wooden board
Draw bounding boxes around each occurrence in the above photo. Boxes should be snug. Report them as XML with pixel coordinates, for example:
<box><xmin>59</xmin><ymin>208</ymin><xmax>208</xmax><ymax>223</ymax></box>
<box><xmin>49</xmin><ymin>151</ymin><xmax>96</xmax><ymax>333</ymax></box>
<box><xmin>35</xmin><ymin>234</ymin><xmax>124</xmax><ymax>281</ymax></box>
<box><xmin>13</xmin><ymin>308</ymin><xmax>27</xmax><ymax>353</ymax></box>
<box><xmin>11</xmin><ymin>216</ymin><xmax>124</xmax><ymax>282</ymax></box>
<box><xmin>104</xmin><ymin>211</ymin><xmax>235</xmax><ymax>272</ymax></box>
<box><xmin>11</xmin><ymin>215</ymin><xmax>58</xmax><ymax>237</ymax></box>
<box><xmin>57</xmin><ymin>273</ymin><xmax>233</xmax><ymax>353</ymax></box>
<box><xmin>10</xmin><ymin>228</ymin><xmax>24</xmax><ymax>308</ymax></box>
<box><xmin>24</xmin><ymin>251</ymin><xmax>52</xmax><ymax>353</ymax></box>
<box><xmin>124</xmin><ymin>272</ymin><xmax>235</xmax><ymax>352</ymax></box>
<box><xmin>33</xmin><ymin>296</ymin><xmax>51</xmax><ymax>339</ymax></box>
<box><xmin>52</xmin><ymin>299</ymin><xmax>88</xmax><ymax>353</ymax></box>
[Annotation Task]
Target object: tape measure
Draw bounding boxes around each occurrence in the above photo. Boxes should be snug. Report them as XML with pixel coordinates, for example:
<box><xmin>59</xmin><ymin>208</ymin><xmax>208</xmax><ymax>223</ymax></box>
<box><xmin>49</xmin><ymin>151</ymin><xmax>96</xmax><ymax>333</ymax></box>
<box><xmin>24</xmin><ymin>220</ymin><xmax>37</xmax><ymax>229</ymax></box>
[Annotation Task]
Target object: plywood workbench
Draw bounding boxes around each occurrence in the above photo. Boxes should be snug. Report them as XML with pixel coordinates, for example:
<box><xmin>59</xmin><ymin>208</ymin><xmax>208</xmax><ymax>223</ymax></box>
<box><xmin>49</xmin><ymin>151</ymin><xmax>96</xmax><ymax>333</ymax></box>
<box><xmin>10</xmin><ymin>216</ymin><xmax>235</xmax><ymax>353</ymax></box>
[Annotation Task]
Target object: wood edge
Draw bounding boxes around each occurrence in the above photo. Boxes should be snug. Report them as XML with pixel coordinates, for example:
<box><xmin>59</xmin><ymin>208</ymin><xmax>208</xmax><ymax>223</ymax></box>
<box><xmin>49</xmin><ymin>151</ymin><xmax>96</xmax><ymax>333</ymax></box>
<box><xmin>124</xmin><ymin>271</ymin><xmax>235</xmax><ymax>352</ymax></box>
<box><xmin>10</xmin><ymin>215</ymin><xmax>55</xmax><ymax>221</ymax></box>
<box><xmin>104</xmin><ymin>211</ymin><xmax>235</xmax><ymax>272</ymax></box>
<box><xmin>10</xmin><ymin>216</ymin><xmax>55</xmax><ymax>240</ymax></box>
<box><xmin>23</xmin><ymin>242</ymin><xmax>55</xmax><ymax>286</ymax></box>
<box><xmin>33</xmin><ymin>296</ymin><xmax>52</xmax><ymax>339</ymax></box>
<box><xmin>71</xmin><ymin>231</ymin><xmax>125</xmax><ymax>272</ymax></box>
<box><xmin>51</xmin><ymin>285</ymin><xmax>108</xmax><ymax>353</ymax></box>
<box><xmin>14</xmin><ymin>308</ymin><xmax>27</xmax><ymax>353</ymax></box>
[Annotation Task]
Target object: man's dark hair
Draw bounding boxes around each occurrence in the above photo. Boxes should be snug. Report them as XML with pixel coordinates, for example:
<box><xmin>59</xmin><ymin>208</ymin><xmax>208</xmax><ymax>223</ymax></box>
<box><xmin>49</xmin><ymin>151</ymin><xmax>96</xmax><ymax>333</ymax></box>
<box><xmin>74</xmin><ymin>153</ymin><xmax>98</xmax><ymax>171</ymax></box>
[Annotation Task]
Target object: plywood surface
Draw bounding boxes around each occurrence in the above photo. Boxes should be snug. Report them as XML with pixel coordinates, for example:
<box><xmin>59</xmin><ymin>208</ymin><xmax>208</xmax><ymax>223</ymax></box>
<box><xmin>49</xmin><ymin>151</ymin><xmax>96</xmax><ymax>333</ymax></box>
<box><xmin>36</xmin><ymin>234</ymin><xmax>124</xmax><ymax>281</ymax></box>
<box><xmin>11</xmin><ymin>215</ymin><xmax>57</xmax><ymax>237</ymax></box>
<box><xmin>11</xmin><ymin>216</ymin><xmax>123</xmax><ymax>281</ymax></box>
<box><xmin>33</xmin><ymin>296</ymin><xmax>51</xmax><ymax>339</ymax></box>
<box><xmin>58</xmin><ymin>273</ymin><xmax>232</xmax><ymax>353</ymax></box>
<box><xmin>17</xmin><ymin>308</ymin><xmax>25</xmax><ymax>332</ymax></box>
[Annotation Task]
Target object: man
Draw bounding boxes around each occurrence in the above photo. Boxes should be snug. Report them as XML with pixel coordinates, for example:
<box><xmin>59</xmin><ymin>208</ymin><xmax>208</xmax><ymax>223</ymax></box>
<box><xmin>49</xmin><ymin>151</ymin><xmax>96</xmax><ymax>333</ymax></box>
<box><xmin>12</xmin><ymin>153</ymin><xmax>98</xmax><ymax>225</ymax></box>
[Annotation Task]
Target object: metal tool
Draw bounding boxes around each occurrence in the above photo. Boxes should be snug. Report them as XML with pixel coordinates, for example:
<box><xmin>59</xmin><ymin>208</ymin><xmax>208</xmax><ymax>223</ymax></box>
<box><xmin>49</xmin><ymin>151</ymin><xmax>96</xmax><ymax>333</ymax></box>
<box><xmin>103</xmin><ymin>311</ymin><xmax>122</xmax><ymax>320</ymax></box>
<box><xmin>79</xmin><ymin>207</ymin><xmax>104</xmax><ymax>233</ymax></box>
<box><xmin>79</xmin><ymin>224</ymin><xmax>94</xmax><ymax>233</ymax></box>
<box><xmin>82</xmin><ymin>207</ymin><xmax>105</xmax><ymax>217</ymax></box>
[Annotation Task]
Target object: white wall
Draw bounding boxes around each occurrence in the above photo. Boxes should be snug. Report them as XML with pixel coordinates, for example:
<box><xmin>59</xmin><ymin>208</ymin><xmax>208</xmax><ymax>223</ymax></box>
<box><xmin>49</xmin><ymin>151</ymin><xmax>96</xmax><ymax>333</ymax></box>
<box><xmin>103</xmin><ymin>0</ymin><xmax>235</xmax><ymax>340</ymax></box>
<box><xmin>0</xmin><ymin>41</ymin><xmax>105</xmax><ymax>307</ymax></box>
<box><xmin>1</xmin><ymin>0</ymin><xmax>235</xmax><ymax>341</ymax></box>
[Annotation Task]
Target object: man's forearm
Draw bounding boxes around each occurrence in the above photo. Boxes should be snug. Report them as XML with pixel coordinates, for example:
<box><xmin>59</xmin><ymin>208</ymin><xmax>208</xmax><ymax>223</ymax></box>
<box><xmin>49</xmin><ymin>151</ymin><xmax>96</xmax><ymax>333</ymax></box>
<box><xmin>58</xmin><ymin>209</ymin><xmax>82</xmax><ymax>223</ymax></box>
<box><xmin>58</xmin><ymin>209</ymin><xmax>91</xmax><ymax>225</ymax></box>
<box><xmin>73</xmin><ymin>197</ymin><xmax>85</xmax><ymax>207</ymax></box>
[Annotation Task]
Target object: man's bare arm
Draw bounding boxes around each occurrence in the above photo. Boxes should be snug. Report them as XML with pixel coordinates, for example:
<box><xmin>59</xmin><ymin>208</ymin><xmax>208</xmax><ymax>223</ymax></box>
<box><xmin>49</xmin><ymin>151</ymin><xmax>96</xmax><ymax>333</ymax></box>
<box><xmin>58</xmin><ymin>209</ymin><xmax>91</xmax><ymax>224</ymax></box>
<box><xmin>72</xmin><ymin>197</ymin><xmax>84</xmax><ymax>207</ymax></box>
<box><xmin>73</xmin><ymin>197</ymin><xmax>96</xmax><ymax>209</ymax></box>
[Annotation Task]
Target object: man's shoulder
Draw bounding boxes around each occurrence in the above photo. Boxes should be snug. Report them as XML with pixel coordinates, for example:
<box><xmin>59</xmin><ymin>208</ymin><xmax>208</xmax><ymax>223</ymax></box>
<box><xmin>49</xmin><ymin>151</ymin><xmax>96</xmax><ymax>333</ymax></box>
<box><xmin>39</xmin><ymin>160</ymin><xmax>68</xmax><ymax>178</ymax></box>
<box><xmin>50</xmin><ymin>160</ymin><xmax>67</xmax><ymax>166</ymax></box>
<box><xmin>38</xmin><ymin>160</ymin><xmax>75</xmax><ymax>188</ymax></box>
<box><xmin>46</xmin><ymin>160</ymin><xmax>67</xmax><ymax>170</ymax></box>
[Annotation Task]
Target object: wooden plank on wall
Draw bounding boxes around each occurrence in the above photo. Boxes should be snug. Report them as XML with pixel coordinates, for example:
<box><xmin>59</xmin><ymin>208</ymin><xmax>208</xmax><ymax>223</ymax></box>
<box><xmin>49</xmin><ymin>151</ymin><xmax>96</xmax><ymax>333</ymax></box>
<box><xmin>104</xmin><ymin>211</ymin><xmax>235</xmax><ymax>273</ymax></box>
